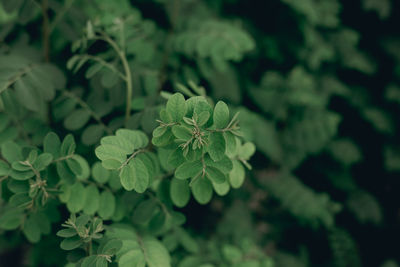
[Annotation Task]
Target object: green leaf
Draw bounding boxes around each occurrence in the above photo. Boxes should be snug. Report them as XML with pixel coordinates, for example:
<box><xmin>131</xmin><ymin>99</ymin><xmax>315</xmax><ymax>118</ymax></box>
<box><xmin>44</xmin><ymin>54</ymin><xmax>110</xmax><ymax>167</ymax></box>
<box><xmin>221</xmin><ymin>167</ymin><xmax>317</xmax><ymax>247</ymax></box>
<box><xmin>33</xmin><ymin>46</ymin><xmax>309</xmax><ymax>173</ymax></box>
<box><xmin>224</xmin><ymin>132</ymin><xmax>237</xmax><ymax>157</ymax></box>
<box><xmin>132</xmin><ymin>199</ymin><xmax>157</xmax><ymax>224</ymax></box>
<box><xmin>74</xmin><ymin>155</ymin><xmax>90</xmax><ymax>180</ymax></box>
<box><xmin>229</xmin><ymin>160</ymin><xmax>245</xmax><ymax>188</ymax></box>
<box><xmin>56</xmin><ymin>161</ymin><xmax>76</xmax><ymax>184</ymax></box>
<box><xmin>81</xmin><ymin>124</ymin><xmax>104</xmax><ymax>146</ymax></box>
<box><xmin>204</xmin><ymin>155</ymin><xmax>233</xmax><ymax>174</ymax></box>
<box><xmin>152</xmin><ymin>129</ymin><xmax>174</xmax><ymax>147</ymax></box>
<box><xmin>170</xmin><ymin>178</ymin><xmax>190</xmax><ymax>208</ymax></box>
<box><xmin>238</xmin><ymin>142</ymin><xmax>256</xmax><ymax>160</ymax></box>
<box><xmin>64</xmin><ymin>108</ymin><xmax>91</xmax><ymax>130</ymax></box>
<box><xmin>153</xmin><ymin>126</ymin><xmax>167</xmax><ymax>138</ymax></box>
<box><xmin>95</xmin><ymin>145</ymin><xmax>126</xmax><ymax>165</ymax></box>
<box><xmin>175</xmin><ymin>160</ymin><xmax>203</xmax><ymax>179</ymax></box>
<box><xmin>83</xmin><ymin>184</ymin><xmax>100</xmax><ymax>215</ymax></box>
<box><xmin>167</xmin><ymin>148</ymin><xmax>185</xmax><ymax>168</ymax></box>
<box><xmin>14</xmin><ymin>78</ymin><xmax>41</xmax><ymax>112</ymax></box>
<box><xmin>191</xmin><ymin>177</ymin><xmax>213</xmax><ymax>204</ymax></box>
<box><xmin>208</xmin><ymin>132</ymin><xmax>226</xmax><ymax>161</ymax></box>
<box><xmin>1</xmin><ymin>141</ymin><xmax>23</xmax><ymax>162</ymax></box>
<box><xmin>222</xmin><ymin>244</ymin><xmax>242</xmax><ymax>263</ymax></box>
<box><xmin>92</xmin><ymin>162</ymin><xmax>110</xmax><ymax>184</ymax></box>
<box><xmin>171</xmin><ymin>125</ymin><xmax>192</xmax><ymax>140</ymax></box>
<box><xmin>56</xmin><ymin>228</ymin><xmax>77</xmax><ymax>238</ymax></box>
<box><xmin>33</xmin><ymin>153</ymin><xmax>53</xmax><ymax>171</ymax></box>
<box><xmin>60</xmin><ymin>236</ymin><xmax>83</xmax><ymax>250</ymax></box>
<box><xmin>213</xmin><ymin>101</ymin><xmax>230</xmax><ymax>129</ymax></box>
<box><xmin>142</xmin><ymin>237</ymin><xmax>171</xmax><ymax>267</ymax></box>
<box><xmin>23</xmin><ymin>215</ymin><xmax>41</xmax><ymax>243</ymax></box>
<box><xmin>212</xmin><ymin>180</ymin><xmax>230</xmax><ymax>196</ymax></box>
<box><xmin>176</xmin><ymin>227</ymin><xmax>199</xmax><ymax>253</ymax></box>
<box><xmin>60</xmin><ymin>134</ymin><xmax>76</xmax><ymax>156</ymax></box>
<box><xmin>205</xmin><ymin>166</ymin><xmax>226</xmax><ymax>184</ymax></box>
<box><xmin>166</xmin><ymin>93</ymin><xmax>187</xmax><ymax>122</ymax></box>
<box><xmin>66</xmin><ymin>182</ymin><xmax>86</xmax><ymax>213</ymax></box>
<box><xmin>0</xmin><ymin>208</ymin><xmax>23</xmax><ymax>230</ymax></box>
<box><xmin>98</xmin><ymin>190</ymin><xmax>116</xmax><ymax>219</ymax></box>
<box><xmin>197</xmin><ymin>111</ymin><xmax>210</xmax><ymax>126</ymax></box>
<box><xmin>119</xmin><ymin>250</ymin><xmax>145</xmax><ymax>267</ymax></box>
<box><xmin>116</xmin><ymin>129</ymin><xmax>149</xmax><ymax>149</ymax></box>
<box><xmin>119</xmin><ymin>158</ymin><xmax>149</xmax><ymax>193</ymax></box>
<box><xmin>43</xmin><ymin>132</ymin><xmax>61</xmax><ymax>157</ymax></box>
<box><xmin>66</xmin><ymin>156</ymin><xmax>82</xmax><ymax>176</ymax></box>
<box><xmin>0</xmin><ymin>160</ymin><xmax>10</xmax><ymax>176</ymax></box>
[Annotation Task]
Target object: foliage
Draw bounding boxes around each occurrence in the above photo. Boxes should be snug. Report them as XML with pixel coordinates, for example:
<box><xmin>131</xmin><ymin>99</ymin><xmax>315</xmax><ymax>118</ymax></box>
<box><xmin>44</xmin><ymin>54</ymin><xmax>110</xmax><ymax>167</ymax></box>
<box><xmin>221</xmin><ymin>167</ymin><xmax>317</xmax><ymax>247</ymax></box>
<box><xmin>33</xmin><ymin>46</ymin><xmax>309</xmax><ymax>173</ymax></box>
<box><xmin>0</xmin><ymin>0</ymin><xmax>400</xmax><ymax>266</ymax></box>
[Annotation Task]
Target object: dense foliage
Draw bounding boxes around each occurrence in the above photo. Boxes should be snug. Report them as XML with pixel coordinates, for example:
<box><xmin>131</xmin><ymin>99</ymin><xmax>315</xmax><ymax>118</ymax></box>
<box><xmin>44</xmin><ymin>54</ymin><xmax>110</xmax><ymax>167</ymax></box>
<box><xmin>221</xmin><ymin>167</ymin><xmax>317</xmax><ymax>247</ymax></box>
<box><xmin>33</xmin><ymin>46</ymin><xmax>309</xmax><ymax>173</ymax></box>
<box><xmin>0</xmin><ymin>0</ymin><xmax>400</xmax><ymax>266</ymax></box>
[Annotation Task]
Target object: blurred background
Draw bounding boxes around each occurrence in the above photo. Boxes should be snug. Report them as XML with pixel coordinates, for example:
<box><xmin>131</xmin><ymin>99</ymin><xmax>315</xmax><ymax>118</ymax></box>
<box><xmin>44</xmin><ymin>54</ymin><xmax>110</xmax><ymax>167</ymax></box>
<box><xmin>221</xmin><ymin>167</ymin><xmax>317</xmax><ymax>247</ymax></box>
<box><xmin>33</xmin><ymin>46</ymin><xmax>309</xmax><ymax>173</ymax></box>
<box><xmin>1</xmin><ymin>0</ymin><xmax>400</xmax><ymax>266</ymax></box>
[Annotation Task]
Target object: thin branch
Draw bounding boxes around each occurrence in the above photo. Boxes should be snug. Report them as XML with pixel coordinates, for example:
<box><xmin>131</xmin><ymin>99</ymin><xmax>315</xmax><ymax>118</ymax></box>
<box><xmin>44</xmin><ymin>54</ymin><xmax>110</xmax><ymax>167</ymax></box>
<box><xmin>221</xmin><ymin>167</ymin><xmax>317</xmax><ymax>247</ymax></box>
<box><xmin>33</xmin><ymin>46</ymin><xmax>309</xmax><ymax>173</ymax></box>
<box><xmin>118</xmin><ymin>149</ymin><xmax>146</xmax><ymax>171</ymax></box>
<box><xmin>63</xmin><ymin>90</ymin><xmax>113</xmax><ymax>135</ymax></box>
<box><xmin>0</xmin><ymin>65</ymin><xmax>35</xmax><ymax>95</ymax></box>
<box><xmin>98</xmin><ymin>33</ymin><xmax>133</xmax><ymax>126</ymax></box>
<box><xmin>49</xmin><ymin>0</ymin><xmax>76</xmax><ymax>34</ymax></box>
<box><xmin>41</xmin><ymin>0</ymin><xmax>50</xmax><ymax>62</ymax></box>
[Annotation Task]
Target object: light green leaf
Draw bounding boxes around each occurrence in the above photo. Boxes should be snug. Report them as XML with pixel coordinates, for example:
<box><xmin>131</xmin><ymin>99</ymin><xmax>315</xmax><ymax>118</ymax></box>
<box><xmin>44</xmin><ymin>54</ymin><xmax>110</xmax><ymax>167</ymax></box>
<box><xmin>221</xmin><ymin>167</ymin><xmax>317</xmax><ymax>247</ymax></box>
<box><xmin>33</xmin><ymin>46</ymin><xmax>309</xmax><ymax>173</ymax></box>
<box><xmin>192</xmin><ymin>177</ymin><xmax>213</xmax><ymax>204</ymax></box>
<box><xmin>229</xmin><ymin>160</ymin><xmax>245</xmax><ymax>188</ymax></box>
<box><xmin>98</xmin><ymin>190</ymin><xmax>116</xmax><ymax>220</ymax></box>
<box><xmin>208</xmin><ymin>132</ymin><xmax>226</xmax><ymax>161</ymax></box>
<box><xmin>166</xmin><ymin>93</ymin><xmax>187</xmax><ymax>122</ymax></box>
<box><xmin>170</xmin><ymin>178</ymin><xmax>190</xmax><ymax>208</ymax></box>
<box><xmin>213</xmin><ymin>101</ymin><xmax>229</xmax><ymax>129</ymax></box>
<box><xmin>175</xmin><ymin>160</ymin><xmax>203</xmax><ymax>179</ymax></box>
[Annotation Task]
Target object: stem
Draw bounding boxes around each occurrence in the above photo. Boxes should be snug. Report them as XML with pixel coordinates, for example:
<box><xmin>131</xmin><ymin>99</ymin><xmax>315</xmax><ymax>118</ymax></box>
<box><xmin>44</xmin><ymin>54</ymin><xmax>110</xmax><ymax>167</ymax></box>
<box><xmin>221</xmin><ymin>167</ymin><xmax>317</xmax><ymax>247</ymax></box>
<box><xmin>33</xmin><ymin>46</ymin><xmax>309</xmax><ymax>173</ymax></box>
<box><xmin>49</xmin><ymin>0</ymin><xmax>76</xmax><ymax>34</ymax></box>
<box><xmin>121</xmin><ymin>51</ymin><xmax>132</xmax><ymax>125</ymax></box>
<box><xmin>118</xmin><ymin>149</ymin><xmax>146</xmax><ymax>171</ymax></box>
<box><xmin>63</xmin><ymin>91</ymin><xmax>112</xmax><ymax>135</ymax></box>
<box><xmin>41</xmin><ymin>0</ymin><xmax>50</xmax><ymax>62</ymax></box>
<box><xmin>99</xmin><ymin>34</ymin><xmax>133</xmax><ymax>125</ymax></box>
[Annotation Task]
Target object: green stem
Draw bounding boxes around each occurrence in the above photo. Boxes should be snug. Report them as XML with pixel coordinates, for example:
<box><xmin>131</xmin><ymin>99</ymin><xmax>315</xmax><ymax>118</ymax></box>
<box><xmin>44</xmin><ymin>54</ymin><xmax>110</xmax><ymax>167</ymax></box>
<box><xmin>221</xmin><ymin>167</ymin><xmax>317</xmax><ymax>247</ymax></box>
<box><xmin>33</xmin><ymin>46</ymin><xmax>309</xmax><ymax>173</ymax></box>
<box><xmin>99</xmin><ymin>34</ymin><xmax>133</xmax><ymax>125</ymax></box>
